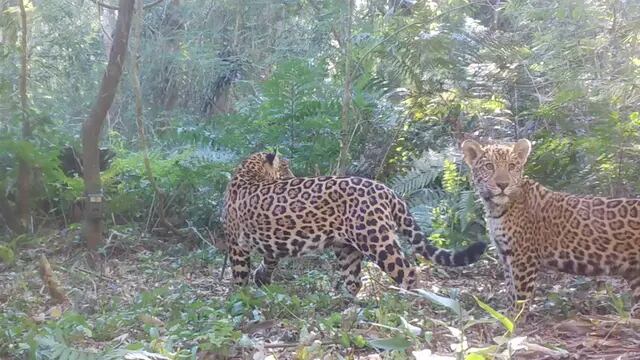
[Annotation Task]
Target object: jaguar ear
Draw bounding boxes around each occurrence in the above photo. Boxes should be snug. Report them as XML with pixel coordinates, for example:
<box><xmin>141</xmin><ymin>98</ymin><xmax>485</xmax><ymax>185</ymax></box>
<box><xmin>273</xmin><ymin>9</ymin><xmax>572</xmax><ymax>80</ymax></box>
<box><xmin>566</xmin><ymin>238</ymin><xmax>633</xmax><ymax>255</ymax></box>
<box><xmin>513</xmin><ymin>138</ymin><xmax>531</xmax><ymax>163</ymax></box>
<box><xmin>461</xmin><ymin>140</ymin><xmax>484</xmax><ymax>167</ymax></box>
<box><xmin>265</xmin><ymin>152</ymin><xmax>277</xmax><ymax>166</ymax></box>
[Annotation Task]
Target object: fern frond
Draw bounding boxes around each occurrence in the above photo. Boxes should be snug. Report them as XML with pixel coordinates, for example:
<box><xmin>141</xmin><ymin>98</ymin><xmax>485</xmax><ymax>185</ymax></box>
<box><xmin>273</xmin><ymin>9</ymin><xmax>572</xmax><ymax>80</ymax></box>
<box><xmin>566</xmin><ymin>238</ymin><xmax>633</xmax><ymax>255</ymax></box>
<box><xmin>35</xmin><ymin>336</ymin><xmax>169</xmax><ymax>360</ymax></box>
<box><xmin>407</xmin><ymin>204</ymin><xmax>434</xmax><ymax>233</ymax></box>
<box><xmin>390</xmin><ymin>151</ymin><xmax>445</xmax><ymax>197</ymax></box>
<box><xmin>456</xmin><ymin>190</ymin><xmax>479</xmax><ymax>231</ymax></box>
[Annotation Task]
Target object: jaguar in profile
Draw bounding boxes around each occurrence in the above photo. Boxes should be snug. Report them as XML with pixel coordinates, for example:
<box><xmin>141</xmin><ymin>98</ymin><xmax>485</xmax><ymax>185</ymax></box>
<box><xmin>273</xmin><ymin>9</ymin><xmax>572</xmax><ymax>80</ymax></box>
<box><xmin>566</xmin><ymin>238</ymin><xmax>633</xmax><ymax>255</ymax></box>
<box><xmin>461</xmin><ymin>139</ymin><xmax>640</xmax><ymax>318</ymax></box>
<box><xmin>222</xmin><ymin>152</ymin><xmax>487</xmax><ymax>295</ymax></box>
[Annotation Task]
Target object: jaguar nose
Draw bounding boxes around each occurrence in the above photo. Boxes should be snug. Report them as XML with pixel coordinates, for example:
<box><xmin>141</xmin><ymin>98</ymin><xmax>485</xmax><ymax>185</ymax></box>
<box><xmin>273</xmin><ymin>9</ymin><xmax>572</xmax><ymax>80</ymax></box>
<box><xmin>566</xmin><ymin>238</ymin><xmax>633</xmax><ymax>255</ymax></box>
<box><xmin>496</xmin><ymin>182</ymin><xmax>508</xmax><ymax>191</ymax></box>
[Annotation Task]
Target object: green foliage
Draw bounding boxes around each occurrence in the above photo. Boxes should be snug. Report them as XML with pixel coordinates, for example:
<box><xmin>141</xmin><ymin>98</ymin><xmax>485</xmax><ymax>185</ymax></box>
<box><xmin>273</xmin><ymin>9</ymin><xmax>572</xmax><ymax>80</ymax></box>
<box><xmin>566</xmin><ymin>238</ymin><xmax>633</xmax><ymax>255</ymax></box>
<box><xmin>213</xmin><ymin>59</ymin><xmax>343</xmax><ymax>175</ymax></box>
<box><xmin>415</xmin><ymin>289</ymin><xmax>462</xmax><ymax>316</ymax></box>
<box><xmin>392</xmin><ymin>151</ymin><xmax>484</xmax><ymax>249</ymax></box>
<box><xmin>368</xmin><ymin>335</ymin><xmax>412</xmax><ymax>351</ymax></box>
<box><xmin>102</xmin><ymin>141</ymin><xmax>233</xmax><ymax>228</ymax></box>
<box><xmin>34</xmin><ymin>335</ymin><xmax>131</xmax><ymax>360</ymax></box>
<box><xmin>0</xmin><ymin>244</ymin><xmax>15</xmax><ymax>265</ymax></box>
<box><xmin>473</xmin><ymin>296</ymin><xmax>514</xmax><ymax>335</ymax></box>
<box><xmin>2</xmin><ymin>0</ymin><xmax>640</xmax><ymax>358</ymax></box>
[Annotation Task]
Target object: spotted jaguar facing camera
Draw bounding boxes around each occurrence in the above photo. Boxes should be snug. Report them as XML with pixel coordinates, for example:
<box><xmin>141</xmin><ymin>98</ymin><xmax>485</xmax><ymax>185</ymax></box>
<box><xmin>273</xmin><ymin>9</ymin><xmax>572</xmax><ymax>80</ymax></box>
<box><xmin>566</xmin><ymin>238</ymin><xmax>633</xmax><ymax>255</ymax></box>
<box><xmin>462</xmin><ymin>138</ymin><xmax>640</xmax><ymax>318</ymax></box>
<box><xmin>221</xmin><ymin>151</ymin><xmax>487</xmax><ymax>295</ymax></box>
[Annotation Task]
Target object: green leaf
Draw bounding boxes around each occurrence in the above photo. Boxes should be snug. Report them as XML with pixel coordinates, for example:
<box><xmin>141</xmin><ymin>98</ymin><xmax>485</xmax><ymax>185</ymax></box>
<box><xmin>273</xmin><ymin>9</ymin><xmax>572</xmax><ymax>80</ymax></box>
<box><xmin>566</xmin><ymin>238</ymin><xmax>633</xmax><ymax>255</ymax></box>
<box><xmin>473</xmin><ymin>296</ymin><xmax>514</xmax><ymax>334</ymax></box>
<box><xmin>399</xmin><ymin>316</ymin><xmax>421</xmax><ymax>336</ymax></box>
<box><xmin>465</xmin><ymin>353</ymin><xmax>486</xmax><ymax>360</ymax></box>
<box><xmin>415</xmin><ymin>289</ymin><xmax>462</xmax><ymax>316</ymax></box>
<box><xmin>340</xmin><ymin>332</ymin><xmax>351</xmax><ymax>348</ymax></box>
<box><xmin>368</xmin><ymin>335</ymin><xmax>411</xmax><ymax>351</ymax></box>
<box><xmin>353</xmin><ymin>335</ymin><xmax>367</xmax><ymax>348</ymax></box>
<box><xmin>0</xmin><ymin>245</ymin><xmax>15</xmax><ymax>264</ymax></box>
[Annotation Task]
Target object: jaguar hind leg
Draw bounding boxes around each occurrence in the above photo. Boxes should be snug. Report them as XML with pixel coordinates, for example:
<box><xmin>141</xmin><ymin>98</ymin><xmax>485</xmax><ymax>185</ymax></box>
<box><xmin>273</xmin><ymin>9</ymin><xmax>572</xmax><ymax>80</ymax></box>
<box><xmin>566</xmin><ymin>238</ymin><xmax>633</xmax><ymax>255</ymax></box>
<box><xmin>361</xmin><ymin>230</ymin><xmax>417</xmax><ymax>290</ymax></box>
<box><xmin>230</xmin><ymin>244</ymin><xmax>252</xmax><ymax>286</ymax></box>
<box><xmin>334</xmin><ymin>244</ymin><xmax>363</xmax><ymax>296</ymax></box>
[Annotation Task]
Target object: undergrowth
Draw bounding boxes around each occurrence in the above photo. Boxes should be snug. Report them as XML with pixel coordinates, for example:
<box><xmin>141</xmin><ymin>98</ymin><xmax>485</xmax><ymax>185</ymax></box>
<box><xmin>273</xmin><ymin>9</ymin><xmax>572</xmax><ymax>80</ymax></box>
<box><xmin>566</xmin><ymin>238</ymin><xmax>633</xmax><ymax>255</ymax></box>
<box><xmin>0</xmin><ymin>231</ymin><xmax>521</xmax><ymax>360</ymax></box>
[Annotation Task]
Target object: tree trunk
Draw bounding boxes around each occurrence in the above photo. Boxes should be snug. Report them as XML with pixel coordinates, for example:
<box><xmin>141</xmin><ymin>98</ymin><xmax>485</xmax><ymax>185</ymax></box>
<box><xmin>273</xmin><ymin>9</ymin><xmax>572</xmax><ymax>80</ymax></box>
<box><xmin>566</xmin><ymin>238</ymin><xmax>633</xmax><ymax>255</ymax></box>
<box><xmin>159</xmin><ymin>0</ymin><xmax>182</xmax><ymax>111</ymax></box>
<box><xmin>336</xmin><ymin>0</ymin><xmax>354</xmax><ymax>175</ymax></box>
<box><xmin>0</xmin><ymin>188</ymin><xmax>24</xmax><ymax>234</ymax></box>
<box><xmin>82</xmin><ymin>0</ymin><xmax>134</xmax><ymax>259</ymax></box>
<box><xmin>99</xmin><ymin>6</ymin><xmax>120</xmax><ymax>132</ymax></box>
<box><xmin>129</xmin><ymin>0</ymin><xmax>177</xmax><ymax>234</ymax></box>
<box><xmin>17</xmin><ymin>0</ymin><xmax>31</xmax><ymax>231</ymax></box>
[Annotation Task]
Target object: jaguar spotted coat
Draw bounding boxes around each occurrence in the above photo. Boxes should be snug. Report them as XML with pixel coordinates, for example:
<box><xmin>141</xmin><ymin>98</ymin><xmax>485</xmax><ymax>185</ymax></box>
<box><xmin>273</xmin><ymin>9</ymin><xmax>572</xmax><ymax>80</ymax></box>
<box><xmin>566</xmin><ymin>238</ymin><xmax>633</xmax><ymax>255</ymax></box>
<box><xmin>462</xmin><ymin>139</ymin><xmax>640</xmax><ymax>317</ymax></box>
<box><xmin>222</xmin><ymin>152</ymin><xmax>487</xmax><ymax>295</ymax></box>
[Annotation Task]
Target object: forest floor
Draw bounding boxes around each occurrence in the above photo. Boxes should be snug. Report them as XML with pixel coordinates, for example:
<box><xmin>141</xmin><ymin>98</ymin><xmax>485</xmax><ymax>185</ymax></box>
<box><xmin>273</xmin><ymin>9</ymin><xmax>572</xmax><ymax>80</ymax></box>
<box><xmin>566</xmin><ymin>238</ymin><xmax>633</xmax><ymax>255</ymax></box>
<box><xmin>1</xmin><ymin>229</ymin><xmax>640</xmax><ymax>360</ymax></box>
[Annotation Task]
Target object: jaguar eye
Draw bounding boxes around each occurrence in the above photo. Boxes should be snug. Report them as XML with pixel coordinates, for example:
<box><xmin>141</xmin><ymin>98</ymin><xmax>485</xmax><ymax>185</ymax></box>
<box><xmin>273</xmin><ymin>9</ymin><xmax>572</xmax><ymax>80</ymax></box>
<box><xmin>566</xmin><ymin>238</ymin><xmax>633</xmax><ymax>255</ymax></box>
<box><xmin>508</xmin><ymin>163</ymin><xmax>516</xmax><ymax>171</ymax></box>
<box><xmin>484</xmin><ymin>163</ymin><xmax>494</xmax><ymax>171</ymax></box>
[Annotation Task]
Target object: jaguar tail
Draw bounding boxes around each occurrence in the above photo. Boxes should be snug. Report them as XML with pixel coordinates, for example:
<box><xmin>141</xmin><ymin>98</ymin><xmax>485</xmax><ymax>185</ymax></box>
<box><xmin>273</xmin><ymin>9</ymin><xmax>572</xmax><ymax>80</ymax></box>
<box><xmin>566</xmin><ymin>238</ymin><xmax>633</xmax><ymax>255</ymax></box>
<box><xmin>391</xmin><ymin>194</ymin><xmax>486</xmax><ymax>266</ymax></box>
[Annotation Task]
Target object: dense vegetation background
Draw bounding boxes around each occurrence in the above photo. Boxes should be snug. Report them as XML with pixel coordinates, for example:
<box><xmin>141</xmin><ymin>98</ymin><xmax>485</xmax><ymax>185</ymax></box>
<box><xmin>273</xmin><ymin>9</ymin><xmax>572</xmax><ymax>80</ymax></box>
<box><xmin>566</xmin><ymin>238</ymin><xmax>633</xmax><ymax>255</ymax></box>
<box><xmin>1</xmin><ymin>0</ymin><xmax>639</xmax><ymax>359</ymax></box>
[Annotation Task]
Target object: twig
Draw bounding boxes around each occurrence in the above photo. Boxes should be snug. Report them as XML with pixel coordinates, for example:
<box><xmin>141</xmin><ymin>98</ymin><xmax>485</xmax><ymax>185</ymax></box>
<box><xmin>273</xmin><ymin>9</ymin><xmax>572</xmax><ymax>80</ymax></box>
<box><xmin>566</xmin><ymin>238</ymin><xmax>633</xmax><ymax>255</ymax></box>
<box><xmin>262</xmin><ymin>341</ymin><xmax>338</xmax><ymax>349</ymax></box>
<box><xmin>600</xmin><ymin>318</ymin><xmax>622</xmax><ymax>345</ymax></box>
<box><xmin>206</xmin><ymin>228</ymin><xmax>229</xmax><ymax>281</ymax></box>
<box><xmin>72</xmin><ymin>266</ymin><xmax>115</xmax><ymax>282</ymax></box>
<box><xmin>187</xmin><ymin>223</ymin><xmax>208</xmax><ymax>243</ymax></box>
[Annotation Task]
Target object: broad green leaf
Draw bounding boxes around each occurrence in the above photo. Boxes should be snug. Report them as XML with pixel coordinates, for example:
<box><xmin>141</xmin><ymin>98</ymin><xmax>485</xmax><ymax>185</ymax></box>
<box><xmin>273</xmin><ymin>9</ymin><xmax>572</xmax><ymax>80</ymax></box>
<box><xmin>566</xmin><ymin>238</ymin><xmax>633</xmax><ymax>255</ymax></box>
<box><xmin>368</xmin><ymin>335</ymin><xmax>411</xmax><ymax>351</ymax></box>
<box><xmin>415</xmin><ymin>289</ymin><xmax>462</xmax><ymax>316</ymax></box>
<box><xmin>465</xmin><ymin>353</ymin><xmax>486</xmax><ymax>360</ymax></box>
<box><xmin>400</xmin><ymin>316</ymin><xmax>422</xmax><ymax>336</ymax></box>
<box><xmin>465</xmin><ymin>345</ymin><xmax>499</xmax><ymax>356</ymax></box>
<box><xmin>473</xmin><ymin>296</ymin><xmax>514</xmax><ymax>334</ymax></box>
<box><xmin>0</xmin><ymin>245</ymin><xmax>15</xmax><ymax>264</ymax></box>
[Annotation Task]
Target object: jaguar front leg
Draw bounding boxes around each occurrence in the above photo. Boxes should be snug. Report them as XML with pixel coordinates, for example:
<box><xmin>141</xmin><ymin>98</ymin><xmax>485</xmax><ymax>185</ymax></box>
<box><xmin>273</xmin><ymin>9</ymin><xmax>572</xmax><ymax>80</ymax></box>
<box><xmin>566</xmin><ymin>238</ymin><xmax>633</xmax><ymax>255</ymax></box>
<box><xmin>505</xmin><ymin>255</ymin><xmax>539</xmax><ymax>321</ymax></box>
<box><xmin>254</xmin><ymin>255</ymin><xmax>279</xmax><ymax>286</ymax></box>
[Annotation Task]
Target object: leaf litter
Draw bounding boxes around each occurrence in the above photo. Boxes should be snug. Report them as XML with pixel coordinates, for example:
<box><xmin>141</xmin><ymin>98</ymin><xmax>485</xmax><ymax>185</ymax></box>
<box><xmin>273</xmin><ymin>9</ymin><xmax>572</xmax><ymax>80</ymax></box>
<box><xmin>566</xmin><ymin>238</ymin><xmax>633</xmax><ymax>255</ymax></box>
<box><xmin>1</xmin><ymin>229</ymin><xmax>639</xmax><ymax>359</ymax></box>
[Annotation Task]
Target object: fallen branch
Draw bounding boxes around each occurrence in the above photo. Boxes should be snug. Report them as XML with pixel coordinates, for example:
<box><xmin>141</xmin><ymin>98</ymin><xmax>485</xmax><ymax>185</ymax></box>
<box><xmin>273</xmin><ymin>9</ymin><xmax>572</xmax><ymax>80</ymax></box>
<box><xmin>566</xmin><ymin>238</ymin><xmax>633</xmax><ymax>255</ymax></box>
<box><xmin>39</xmin><ymin>255</ymin><xmax>69</xmax><ymax>304</ymax></box>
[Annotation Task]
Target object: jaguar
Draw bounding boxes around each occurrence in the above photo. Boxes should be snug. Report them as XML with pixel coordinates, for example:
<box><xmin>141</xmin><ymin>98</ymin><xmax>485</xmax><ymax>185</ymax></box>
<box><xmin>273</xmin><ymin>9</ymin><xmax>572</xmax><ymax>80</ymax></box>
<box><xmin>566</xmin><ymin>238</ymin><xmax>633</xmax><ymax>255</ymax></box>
<box><xmin>461</xmin><ymin>138</ymin><xmax>640</xmax><ymax>317</ymax></box>
<box><xmin>222</xmin><ymin>151</ymin><xmax>487</xmax><ymax>295</ymax></box>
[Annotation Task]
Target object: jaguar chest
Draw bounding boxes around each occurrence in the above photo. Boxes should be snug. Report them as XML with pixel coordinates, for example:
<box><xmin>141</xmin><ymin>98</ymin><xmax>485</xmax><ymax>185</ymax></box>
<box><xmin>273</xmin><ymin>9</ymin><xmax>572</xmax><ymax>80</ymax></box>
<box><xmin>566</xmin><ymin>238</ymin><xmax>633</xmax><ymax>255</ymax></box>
<box><xmin>486</xmin><ymin>214</ymin><xmax>515</xmax><ymax>259</ymax></box>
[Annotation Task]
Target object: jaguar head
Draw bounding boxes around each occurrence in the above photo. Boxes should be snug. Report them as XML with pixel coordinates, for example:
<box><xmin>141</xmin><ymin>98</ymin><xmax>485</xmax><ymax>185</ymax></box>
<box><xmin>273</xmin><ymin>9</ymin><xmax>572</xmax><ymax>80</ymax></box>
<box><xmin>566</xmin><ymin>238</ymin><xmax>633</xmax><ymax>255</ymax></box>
<box><xmin>461</xmin><ymin>139</ymin><xmax>531</xmax><ymax>206</ymax></box>
<box><xmin>234</xmin><ymin>151</ymin><xmax>295</xmax><ymax>183</ymax></box>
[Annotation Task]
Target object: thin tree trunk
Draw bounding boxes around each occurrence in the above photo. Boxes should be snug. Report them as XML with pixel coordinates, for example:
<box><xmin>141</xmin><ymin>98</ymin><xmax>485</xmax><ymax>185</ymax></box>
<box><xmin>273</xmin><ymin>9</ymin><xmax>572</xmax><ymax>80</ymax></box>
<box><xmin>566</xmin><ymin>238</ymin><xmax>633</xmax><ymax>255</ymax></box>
<box><xmin>99</xmin><ymin>6</ymin><xmax>121</xmax><ymax>133</ymax></box>
<box><xmin>337</xmin><ymin>0</ymin><xmax>354</xmax><ymax>175</ymax></box>
<box><xmin>17</xmin><ymin>0</ymin><xmax>31</xmax><ymax>231</ymax></box>
<box><xmin>82</xmin><ymin>0</ymin><xmax>134</xmax><ymax>261</ymax></box>
<box><xmin>160</xmin><ymin>0</ymin><xmax>182</xmax><ymax>111</ymax></box>
<box><xmin>0</xmin><ymin>188</ymin><xmax>24</xmax><ymax>233</ymax></box>
<box><xmin>129</xmin><ymin>0</ymin><xmax>177</xmax><ymax>234</ymax></box>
